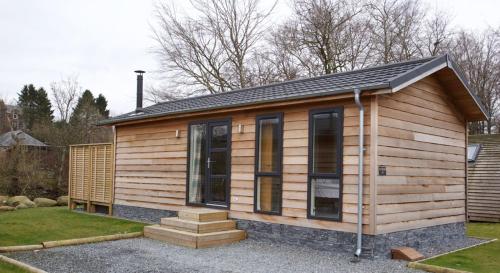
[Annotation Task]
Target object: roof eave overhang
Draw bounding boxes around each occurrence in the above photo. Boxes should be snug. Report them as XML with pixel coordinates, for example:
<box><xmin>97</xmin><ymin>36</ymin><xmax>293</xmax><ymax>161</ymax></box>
<box><xmin>387</xmin><ymin>54</ymin><xmax>488</xmax><ymax>122</ymax></box>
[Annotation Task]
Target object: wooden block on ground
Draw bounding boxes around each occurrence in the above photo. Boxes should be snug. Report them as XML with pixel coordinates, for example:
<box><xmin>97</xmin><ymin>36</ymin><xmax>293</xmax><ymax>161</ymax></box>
<box><xmin>391</xmin><ymin>247</ymin><xmax>424</xmax><ymax>261</ymax></box>
<box><xmin>178</xmin><ymin>208</ymin><xmax>228</xmax><ymax>222</ymax></box>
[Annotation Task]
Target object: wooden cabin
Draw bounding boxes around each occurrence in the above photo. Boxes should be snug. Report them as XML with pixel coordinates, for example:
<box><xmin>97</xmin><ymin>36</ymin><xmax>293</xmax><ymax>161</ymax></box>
<box><xmin>468</xmin><ymin>134</ymin><xmax>500</xmax><ymax>222</ymax></box>
<box><xmin>100</xmin><ymin>55</ymin><xmax>486</xmax><ymax>258</ymax></box>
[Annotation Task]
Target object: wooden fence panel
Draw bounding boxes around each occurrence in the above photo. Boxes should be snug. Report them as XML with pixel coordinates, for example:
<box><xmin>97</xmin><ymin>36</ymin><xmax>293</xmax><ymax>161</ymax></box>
<box><xmin>69</xmin><ymin>143</ymin><xmax>114</xmax><ymax>214</ymax></box>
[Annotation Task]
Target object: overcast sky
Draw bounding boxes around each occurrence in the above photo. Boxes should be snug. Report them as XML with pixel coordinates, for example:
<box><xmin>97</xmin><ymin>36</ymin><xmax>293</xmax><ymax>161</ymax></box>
<box><xmin>1</xmin><ymin>0</ymin><xmax>499</xmax><ymax>117</ymax></box>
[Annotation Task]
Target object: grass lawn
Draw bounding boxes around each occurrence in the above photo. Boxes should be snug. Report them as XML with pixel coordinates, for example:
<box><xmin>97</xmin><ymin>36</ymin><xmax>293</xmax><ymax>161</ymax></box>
<box><xmin>0</xmin><ymin>207</ymin><xmax>147</xmax><ymax>246</ymax></box>
<box><xmin>0</xmin><ymin>261</ymin><xmax>30</xmax><ymax>273</ymax></box>
<box><xmin>423</xmin><ymin>222</ymin><xmax>500</xmax><ymax>273</ymax></box>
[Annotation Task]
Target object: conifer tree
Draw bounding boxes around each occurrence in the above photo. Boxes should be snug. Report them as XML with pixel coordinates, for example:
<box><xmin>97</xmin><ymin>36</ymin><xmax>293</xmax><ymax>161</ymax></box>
<box><xmin>95</xmin><ymin>94</ymin><xmax>110</xmax><ymax>118</ymax></box>
<box><xmin>17</xmin><ymin>84</ymin><xmax>54</xmax><ymax>130</ymax></box>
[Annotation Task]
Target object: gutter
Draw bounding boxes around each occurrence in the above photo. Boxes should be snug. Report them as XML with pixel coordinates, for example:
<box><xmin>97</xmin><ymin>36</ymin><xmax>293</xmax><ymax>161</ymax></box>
<box><xmin>353</xmin><ymin>88</ymin><xmax>364</xmax><ymax>258</ymax></box>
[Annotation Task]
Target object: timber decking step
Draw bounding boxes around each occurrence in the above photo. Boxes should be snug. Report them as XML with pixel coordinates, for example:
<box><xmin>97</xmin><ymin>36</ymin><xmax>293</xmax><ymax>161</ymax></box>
<box><xmin>178</xmin><ymin>208</ymin><xmax>228</xmax><ymax>222</ymax></box>
<box><xmin>144</xmin><ymin>225</ymin><xmax>246</xmax><ymax>248</ymax></box>
<box><xmin>144</xmin><ymin>208</ymin><xmax>246</xmax><ymax>248</ymax></box>
<box><xmin>161</xmin><ymin>217</ymin><xmax>236</xmax><ymax>233</ymax></box>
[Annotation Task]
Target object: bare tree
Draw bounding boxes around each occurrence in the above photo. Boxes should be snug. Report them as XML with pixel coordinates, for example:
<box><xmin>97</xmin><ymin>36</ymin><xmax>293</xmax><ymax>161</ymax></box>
<box><xmin>145</xmin><ymin>85</ymin><xmax>183</xmax><ymax>104</ymax></box>
<box><xmin>270</xmin><ymin>22</ymin><xmax>320</xmax><ymax>78</ymax></box>
<box><xmin>367</xmin><ymin>0</ymin><xmax>425</xmax><ymax>64</ymax></box>
<box><xmin>152</xmin><ymin>0</ymin><xmax>276</xmax><ymax>97</ymax></box>
<box><xmin>451</xmin><ymin>28</ymin><xmax>500</xmax><ymax>134</ymax></box>
<box><xmin>50</xmin><ymin>75</ymin><xmax>81</xmax><ymax>123</ymax></box>
<box><xmin>420</xmin><ymin>9</ymin><xmax>454</xmax><ymax>56</ymax></box>
<box><xmin>273</xmin><ymin>0</ymin><xmax>365</xmax><ymax>75</ymax></box>
<box><xmin>148</xmin><ymin>0</ymin><xmax>500</xmax><ymax>134</ymax></box>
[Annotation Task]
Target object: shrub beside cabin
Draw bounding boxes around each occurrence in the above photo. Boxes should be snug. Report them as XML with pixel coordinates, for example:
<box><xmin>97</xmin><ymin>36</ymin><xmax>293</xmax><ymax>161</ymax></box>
<box><xmin>100</xmin><ymin>55</ymin><xmax>486</xmax><ymax>258</ymax></box>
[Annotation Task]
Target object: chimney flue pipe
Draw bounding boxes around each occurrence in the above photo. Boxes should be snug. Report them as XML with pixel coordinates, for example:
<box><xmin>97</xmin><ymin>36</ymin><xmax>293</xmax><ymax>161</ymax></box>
<box><xmin>134</xmin><ymin>70</ymin><xmax>145</xmax><ymax>112</ymax></box>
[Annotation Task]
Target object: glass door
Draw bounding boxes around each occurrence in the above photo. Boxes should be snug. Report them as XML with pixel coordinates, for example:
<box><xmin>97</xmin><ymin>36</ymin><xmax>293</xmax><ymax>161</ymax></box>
<box><xmin>187</xmin><ymin>120</ymin><xmax>231</xmax><ymax>208</ymax></box>
<box><xmin>206</xmin><ymin>122</ymin><xmax>230</xmax><ymax>206</ymax></box>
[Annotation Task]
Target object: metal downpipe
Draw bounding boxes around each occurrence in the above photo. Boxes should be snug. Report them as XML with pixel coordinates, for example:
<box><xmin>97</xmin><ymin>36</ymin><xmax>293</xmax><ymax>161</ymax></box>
<box><xmin>354</xmin><ymin>88</ymin><xmax>364</xmax><ymax>258</ymax></box>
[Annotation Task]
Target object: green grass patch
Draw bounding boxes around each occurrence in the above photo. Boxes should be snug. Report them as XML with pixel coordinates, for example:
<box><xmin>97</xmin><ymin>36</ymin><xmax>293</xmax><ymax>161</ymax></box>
<box><xmin>0</xmin><ymin>260</ymin><xmax>30</xmax><ymax>273</ymax></box>
<box><xmin>0</xmin><ymin>207</ymin><xmax>147</xmax><ymax>246</ymax></box>
<box><xmin>423</xmin><ymin>222</ymin><xmax>500</xmax><ymax>273</ymax></box>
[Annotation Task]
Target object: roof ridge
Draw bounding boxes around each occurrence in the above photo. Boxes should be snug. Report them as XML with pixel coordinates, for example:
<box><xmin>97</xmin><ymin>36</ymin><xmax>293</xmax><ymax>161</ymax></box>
<box><xmin>143</xmin><ymin>56</ymin><xmax>437</xmax><ymax>112</ymax></box>
<box><xmin>387</xmin><ymin>54</ymin><xmax>447</xmax><ymax>88</ymax></box>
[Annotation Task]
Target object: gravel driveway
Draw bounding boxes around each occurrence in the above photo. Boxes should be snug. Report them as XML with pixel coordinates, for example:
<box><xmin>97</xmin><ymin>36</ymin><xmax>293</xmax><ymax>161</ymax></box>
<box><xmin>7</xmin><ymin>238</ymin><xmax>419</xmax><ymax>273</ymax></box>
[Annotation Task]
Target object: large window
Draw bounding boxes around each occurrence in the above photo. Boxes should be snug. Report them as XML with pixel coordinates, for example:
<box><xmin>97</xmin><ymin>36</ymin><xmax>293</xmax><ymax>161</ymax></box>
<box><xmin>308</xmin><ymin>108</ymin><xmax>343</xmax><ymax>221</ymax></box>
<box><xmin>254</xmin><ymin>113</ymin><xmax>283</xmax><ymax>214</ymax></box>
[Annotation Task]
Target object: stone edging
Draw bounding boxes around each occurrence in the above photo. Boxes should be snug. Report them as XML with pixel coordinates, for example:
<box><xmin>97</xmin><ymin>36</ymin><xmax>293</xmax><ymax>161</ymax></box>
<box><xmin>0</xmin><ymin>232</ymin><xmax>143</xmax><ymax>253</ymax></box>
<box><xmin>407</xmin><ymin>238</ymin><xmax>497</xmax><ymax>273</ymax></box>
<box><xmin>0</xmin><ymin>254</ymin><xmax>48</xmax><ymax>273</ymax></box>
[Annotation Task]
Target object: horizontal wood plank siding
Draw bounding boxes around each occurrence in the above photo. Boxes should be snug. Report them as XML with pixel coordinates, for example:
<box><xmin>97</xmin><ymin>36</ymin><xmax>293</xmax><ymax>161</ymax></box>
<box><xmin>468</xmin><ymin>135</ymin><xmax>500</xmax><ymax>222</ymax></box>
<box><xmin>375</xmin><ymin>76</ymin><xmax>466</xmax><ymax>234</ymax></box>
<box><xmin>114</xmin><ymin>99</ymin><xmax>371</xmax><ymax>233</ymax></box>
<box><xmin>114</xmin><ymin>122</ymin><xmax>189</xmax><ymax>211</ymax></box>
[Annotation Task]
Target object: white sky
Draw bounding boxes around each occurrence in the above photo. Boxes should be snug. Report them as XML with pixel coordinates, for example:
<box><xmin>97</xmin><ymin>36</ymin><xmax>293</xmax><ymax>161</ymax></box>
<box><xmin>0</xmin><ymin>0</ymin><xmax>499</xmax><ymax>117</ymax></box>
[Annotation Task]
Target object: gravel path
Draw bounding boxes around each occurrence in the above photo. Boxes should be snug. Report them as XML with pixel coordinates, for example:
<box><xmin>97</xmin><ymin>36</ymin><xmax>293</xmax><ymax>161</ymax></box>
<box><xmin>7</xmin><ymin>238</ymin><xmax>420</xmax><ymax>273</ymax></box>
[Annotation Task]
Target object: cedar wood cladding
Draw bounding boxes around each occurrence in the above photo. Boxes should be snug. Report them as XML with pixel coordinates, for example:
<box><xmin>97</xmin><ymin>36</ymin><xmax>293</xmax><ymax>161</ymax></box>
<box><xmin>375</xmin><ymin>76</ymin><xmax>466</xmax><ymax>234</ymax></box>
<box><xmin>113</xmin><ymin>75</ymin><xmax>467</xmax><ymax>235</ymax></box>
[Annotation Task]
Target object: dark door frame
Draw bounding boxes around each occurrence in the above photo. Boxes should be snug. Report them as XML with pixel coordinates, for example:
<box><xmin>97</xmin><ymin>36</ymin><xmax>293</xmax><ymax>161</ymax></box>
<box><xmin>186</xmin><ymin>118</ymin><xmax>232</xmax><ymax>209</ymax></box>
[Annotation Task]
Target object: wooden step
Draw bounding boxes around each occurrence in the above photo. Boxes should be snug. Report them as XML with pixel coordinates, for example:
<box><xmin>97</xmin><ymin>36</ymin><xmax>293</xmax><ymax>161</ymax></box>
<box><xmin>197</xmin><ymin>229</ymin><xmax>246</xmax><ymax>248</ymax></box>
<box><xmin>144</xmin><ymin>225</ymin><xmax>246</xmax><ymax>248</ymax></box>
<box><xmin>178</xmin><ymin>208</ymin><xmax>228</xmax><ymax>222</ymax></box>
<box><xmin>145</xmin><ymin>225</ymin><xmax>197</xmax><ymax>248</ymax></box>
<box><xmin>161</xmin><ymin>217</ymin><xmax>236</xmax><ymax>233</ymax></box>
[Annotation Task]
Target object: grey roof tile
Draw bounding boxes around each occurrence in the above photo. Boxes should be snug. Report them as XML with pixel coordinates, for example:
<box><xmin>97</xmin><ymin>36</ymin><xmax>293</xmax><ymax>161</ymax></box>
<box><xmin>0</xmin><ymin>130</ymin><xmax>47</xmax><ymax>147</ymax></box>
<box><xmin>101</xmin><ymin>56</ymin><xmax>438</xmax><ymax>125</ymax></box>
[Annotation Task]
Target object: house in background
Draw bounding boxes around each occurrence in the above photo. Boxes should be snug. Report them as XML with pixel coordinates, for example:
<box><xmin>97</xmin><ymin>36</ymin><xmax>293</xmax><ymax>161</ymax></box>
<box><xmin>0</xmin><ymin>130</ymin><xmax>47</xmax><ymax>150</ymax></box>
<box><xmin>468</xmin><ymin>134</ymin><xmax>500</xmax><ymax>222</ymax></box>
<box><xmin>0</xmin><ymin>104</ymin><xmax>24</xmax><ymax>133</ymax></box>
<box><xmin>5</xmin><ymin>105</ymin><xmax>23</xmax><ymax>131</ymax></box>
<box><xmin>99</xmin><ymin>54</ymin><xmax>486</xmax><ymax>258</ymax></box>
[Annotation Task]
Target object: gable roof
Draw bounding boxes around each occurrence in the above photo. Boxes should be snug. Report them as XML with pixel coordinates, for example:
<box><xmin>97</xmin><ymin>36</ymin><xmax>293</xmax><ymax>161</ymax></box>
<box><xmin>101</xmin><ymin>54</ymin><xmax>487</xmax><ymax>125</ymax></box>
<box><xmin>0</xmin><ymin>130</ymin><xmax>47</xmax><ymax>148</ymax></box>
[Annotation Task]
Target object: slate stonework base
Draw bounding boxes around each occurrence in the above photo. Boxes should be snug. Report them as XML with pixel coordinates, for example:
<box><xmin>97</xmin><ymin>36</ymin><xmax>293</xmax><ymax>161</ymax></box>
<box><xmin>113</xmin><ymin>204</ymin><xmax>177</xmax><ymax>224</ymax></box>
<box><xmin>113</xmin><ymin>204</ymin><xmax>465</xmax><ymax>259</ymax></box>
<box><xmin>236</xmin><ymin>219</ymin><xmax>466</xmax><ymax>258</ymax></box>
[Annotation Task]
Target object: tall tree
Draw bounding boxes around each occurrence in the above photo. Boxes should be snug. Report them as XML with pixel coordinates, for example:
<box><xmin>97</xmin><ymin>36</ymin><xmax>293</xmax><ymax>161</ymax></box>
<box><xmin>270</xmin><ymin>0</ymin><xmax>370</xmax><ymax>76</ymax></box>
<box><xmin>69</xmin><ymin>90</ymin><xmax>111</xmax><ymax>143</ymax></box>
<box><xmin>420</xmin><ymin>9</ymin><xmax>453</xmax><ymax>57</ymax></box>
<box><xmin>0</xmin><ymin>100</ymin><xmax>9</xmax><ymax>134</ymax></box>
<box><xmin>50</xmin><ymin>75</ymin><xmax>81</xmax><ymax>123</ymax></box>
<box><xmin>148</xmin><ymin>0</ymin><xmax>499</xmax><ymax>134</ymax></box>
<box><xmin>152</xmin><ymin>0</ymin><xmax>276</xmax><ymax>97</ymax></box>
<box><xmin>95</xmin><ymin>94</ymin><xmax>110</xmax><ymax>118</ymax></box>
<box><xmin>451</xmin><ymin>28</ymin><xmax>500</xmax><ymax>134</ymax></box>
<box><xmin>367</xmin><ymin>0</ymin><xmax>425</xmax><ymax>64</ymax></box>
<box><xmin>17</xmin><ymin>84</ymin><xmax>53</xmax><ymax>130</ymax></box>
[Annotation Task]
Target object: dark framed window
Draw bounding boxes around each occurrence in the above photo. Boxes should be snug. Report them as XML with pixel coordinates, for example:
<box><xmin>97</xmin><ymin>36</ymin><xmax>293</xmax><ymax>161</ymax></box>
<box><xmin>254</xmin><ymin>113</ymin><xmax>283</xmax><ymax>215</ymax></box>
<box><xmin>307</xmin><ymin>107</ymin><xmax>343</xmax><ymax>221</ymax></box>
